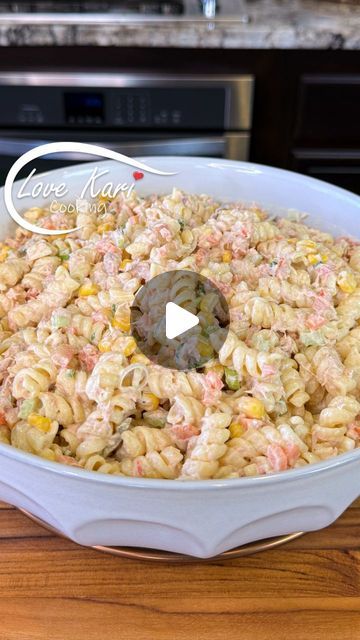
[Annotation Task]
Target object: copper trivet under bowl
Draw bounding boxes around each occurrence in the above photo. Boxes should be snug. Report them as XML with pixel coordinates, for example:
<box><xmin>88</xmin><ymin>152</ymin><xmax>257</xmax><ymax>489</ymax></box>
<box><xmin>19</xmin><ymin>508</ymin><xmax>304</xmax><ymax>563</ymax></box>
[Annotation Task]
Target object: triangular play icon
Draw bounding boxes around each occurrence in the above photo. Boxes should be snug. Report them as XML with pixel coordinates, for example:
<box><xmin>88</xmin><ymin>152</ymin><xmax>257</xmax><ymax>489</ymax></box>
<box><xmin>165</xmin><ymin>302</ymin><xmax>199</xmax><ymax>340</ymax></box>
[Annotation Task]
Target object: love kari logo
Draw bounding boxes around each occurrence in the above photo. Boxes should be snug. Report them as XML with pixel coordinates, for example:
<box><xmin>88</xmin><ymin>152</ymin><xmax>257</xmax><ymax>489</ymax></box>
<box><xmin>4</xmin><ymin>141</ymin><xmax>176</xmax><ymax>236</ymax></box>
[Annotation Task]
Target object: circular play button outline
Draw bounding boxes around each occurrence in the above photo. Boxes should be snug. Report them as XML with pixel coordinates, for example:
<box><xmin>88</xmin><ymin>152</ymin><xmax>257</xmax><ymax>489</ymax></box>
<box><xmin>165</xmin><ymin>302</ymin><xmax>199</xmax><ymax>340</ymax></box>
<box><xmin>130</xmin><ymin>270</ymin><xmax>230</xmax><ymax>371</ymax></box>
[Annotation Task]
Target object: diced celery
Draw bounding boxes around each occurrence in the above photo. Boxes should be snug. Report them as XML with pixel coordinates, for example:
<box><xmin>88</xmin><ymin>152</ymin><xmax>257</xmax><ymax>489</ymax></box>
<box><xmin>19</xmin><ymin>399</ymin><xmax>39</xmax><ymax>419</ymax></box>
<box><xmin>300</xmin><ymin>331</ymin><xmax>325</xmax><ymax>347</ymax></box>
<box><xmin>225</xmin><ymin>367</ymin><xmax>240</xmax><ymax>390</ymax></box>
<box><xmin>51</xmin><ymin>315</ymin><xmax>70</xmax><ymax>329</ymax></box>
<box><xmin>143</xmin><ymin>409</ymin><xmax>167</xmax><ymax>428</ymax></box>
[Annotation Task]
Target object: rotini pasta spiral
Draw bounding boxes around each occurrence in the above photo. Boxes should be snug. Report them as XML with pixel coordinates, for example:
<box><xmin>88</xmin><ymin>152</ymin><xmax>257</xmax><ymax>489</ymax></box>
<box><xmin>22</xmin><ymin>256</ymin><xmax>62</xmax><ymax>293</ymax></box>
<box><xmin>9</xmin><ymin>266</ymin><xmax>79</xmax><ymax>328</ymax></box>
<box><xmin>350</xmin><ymin>247</ymin><xmax>360</xmax><ymax>272</ymax></box>
<box><xmin>85</xmin><ymin>353</ymin><xmax>127</xmax><ymax>402</ymax></box>
<box><xmin>313</xmin><ymin>347</ymin><xmax>356</xmax><ymax>396</ymax></box>
<box><xmin>258</xmin><ymin>277</ymin><xmax>313</xmax><ymax>308</ymax></box>
<box><xmin>243</xmin><ymin>297</ymin><xmax>299</xmax><ymax>331</ymax></box>
<box><xmin>169</xmin><ymin>270</ymin><xmax>198</xmax><ymax>314</ymax></box>
<box><xmin>11</xmin><ymin>420</ymin><xmax>58</xmax><ymax>455</ymax></box>
<box><xmin>147</xmin><ymin>366</ymin><xmax>204</xmax><ymax>400</ymax></box>
<box><xmin>38</xmin><ymin>392</ymin><xmax>85</xmax><ymax>426</ymax></box>
<box><xmin>319</xmin><ymin>396</ymin><xmax>360</xmax><ymax>428</ymax></box>
<box><xmin>119</xmin><ymin>446</ymin><xmax>183</xmax><ymax>479</ymax></box>
<box><xmin>118</xmin><ymin>425</ymin><xmax>172</xmax><ymax>458</ymax></box>
<box><xmin>12</xmin><ymin>358</ymin><xmax>57</xmax><ymax>399</ymax></box>
<box><xmin>167</xmin><ymin>393</ymin><xmax>205</xmax><ymax>426</ymax></box>
<box><xmin>70</xmin><ymin>313</ymin><xmax>107</xmax><ymax>345</ymax></box>
<box><xmin>82</xmin><ymin>454</ymin><xmax>123</xmax><ymax>474</ymax></box>
<box><xmin>0</xmin><ymin>259</ymin><xmax>29</xmax><ymax>292</ymax></box>
<box><xmin>180</xmin><ymin>412</ymin><xmax>231</xmax><ymax>479</ymax></box>
<box><xmin>281</xmin><ymin>359</ymin><xmax>310</xmax><ymax>408</ymax></box>
<box><xmin>218</xmin><ymin>330</ymin><xmax>282</xmax><ymax>381</ymax></box>
<box><xmin>337</xmin><ymin>288</ymin><xmax>360</xmax><ymax>326</ymax></box>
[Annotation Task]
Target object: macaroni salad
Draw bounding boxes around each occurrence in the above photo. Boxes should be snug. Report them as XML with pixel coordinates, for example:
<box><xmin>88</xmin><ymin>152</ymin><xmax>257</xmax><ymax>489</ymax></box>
<box><xmin>0</xmin><ymin>187</ymin><xmax>359</xmax><ymax>479</ymax></box>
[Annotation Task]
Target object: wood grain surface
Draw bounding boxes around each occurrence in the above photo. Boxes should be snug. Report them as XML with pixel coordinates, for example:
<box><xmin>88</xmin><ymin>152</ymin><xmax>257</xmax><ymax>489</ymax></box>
<box><xmin>0</xmin><ymin>499</ymin><xmax>359</xmax><ymax>640</ymax></box>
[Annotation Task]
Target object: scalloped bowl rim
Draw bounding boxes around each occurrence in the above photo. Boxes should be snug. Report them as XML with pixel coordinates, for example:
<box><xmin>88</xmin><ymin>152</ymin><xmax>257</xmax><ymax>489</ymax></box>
<box><xmin>1</xmin><ymin>438</ymin><xmax>360</xmax><ymax>489</ymax></box>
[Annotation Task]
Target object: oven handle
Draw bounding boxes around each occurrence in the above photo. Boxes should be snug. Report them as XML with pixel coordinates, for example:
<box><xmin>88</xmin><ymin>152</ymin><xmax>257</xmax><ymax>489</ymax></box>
<box><xmin>0</xmin><ymin>136</ymin><xmax>231</xmax><ymax>159</ymax></box>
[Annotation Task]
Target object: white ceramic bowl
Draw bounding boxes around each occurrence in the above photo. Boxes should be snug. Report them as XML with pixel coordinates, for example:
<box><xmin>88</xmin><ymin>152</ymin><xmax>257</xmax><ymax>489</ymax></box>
<box><xmin>0</xmin><ymin>156</ymin><xmax>359</xmax><ymax>559</ymax></box>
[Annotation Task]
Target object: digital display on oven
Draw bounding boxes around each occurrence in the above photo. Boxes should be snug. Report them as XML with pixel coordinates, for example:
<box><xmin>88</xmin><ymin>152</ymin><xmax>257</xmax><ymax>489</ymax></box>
<box><xmin>64</xmin><ymin>92</ymin><xmax>104</xmax><ymax>124</ymax></box>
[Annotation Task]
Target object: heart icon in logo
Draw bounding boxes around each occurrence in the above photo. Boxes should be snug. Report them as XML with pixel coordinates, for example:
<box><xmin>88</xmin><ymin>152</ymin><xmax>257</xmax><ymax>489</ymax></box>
<box><xmin>133</xmin><ymin>171</ymin><xmax>144</xmax><ymax>181</ymax></box>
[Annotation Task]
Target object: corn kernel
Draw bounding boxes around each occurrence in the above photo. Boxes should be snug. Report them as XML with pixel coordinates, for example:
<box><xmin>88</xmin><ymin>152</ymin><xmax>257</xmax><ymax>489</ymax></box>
<box><xmin>199</xmin><ymin>298</ymin><xmax>209</xmax><ymax>313</ymax></box>
<box><xmin>40</xmin><ymin>449</ymin><xmax>56</xmax><ymax>461</ymax></box>
<box><xmin>338</xmin><ymin>272</ymin><xmax>357</xmax><ymax>294</ymax></box>
<box><xmin>97</xmin><ymin>222</ymin><xmax>114</xmax><ymax>233</ymax></box>
<box><xmin>78</xmin><ymin>284</ymin><xmax>99</xmax><ymax>296</ymax></box>
<box><xmin>199</xmin><ymin>293</ymin><xmax>216</xmax><ymax>313</ymax></box>
<box><xmin>0</xmin><ymin>426</ymin><xmax>10</xmax><ymax>445</ymax></box>
<box><xmin>139</xmin><ymin>392</ymin><xmax>159</xmax><ymax>411</ymax></box>
<box><xmin>130</xmin><ymin>353</ymin><xmax>150</xmax><ymax>365</ymax></box>
<box><xmin>205</xmin><ymin>363</ymin><xmax>225</xmax><ymax>378</ymax></box>
<box><xmin>198</xmin><ymin>311</ymin><xmax>215</xmax><ymax>328</ymax></box>
<box><xmin>308</xmin><ymin>253</ymin><xmax>328</xmax><ymax>265</ymax></box>
<box><xmin>123</xmin><ymin>337</ymin><xmax>137</xmax><ymax>357</ymax></box>
<box><xmin>197</xmin><ymin>337</ymin><xmax>214</xmax><ymax>358</ymax></box>
<box><xmin>23</xmin><ymin>207</ymin><xmax>45</xmax><ymax>222</ymax></box>
<box><xmin>119</xmin><ymin>259</ymin><xmax>131</xmax><ymax>271</ymax></box>
<box><xmin>198</xmin><ymin>343</ymin><xmax>214</xmax><ymax>358</ymax></box>
<box><xmin>181</xmin><ymin>229</ymin><xmax>193</xmax><ymax>244</ymax></box>
<box><xmin>238</xmin><ymin>397</ymin><xmax>266</xmax><ymax>420</ymax></box>
<box><xmin>0</xmin><ymin>245</ymin><xmax>10</xmax><ymax>263</ymax></box>
<box><xmin>28</xmin><ymin>414</ymin><xmax>52</xmax><ymax>432</ymax></box>
<box><xmin>222</xmin><ymin>250</ymin><xmax>232</xmax><ymax>263</ymax></box>
<box><xmin>101</xmin><ymin>308</ymin><xmax>113</xmax><ymax>320</ymax></box>
<box><xmin>98</xmin><ymin>340</ymin><xmax>112</xmax><ymax>353</ymax></box>
<box><xmin>229</xmin><ymin>423</ymin><xmax>245</xmax><ymax>438</ymax></box>
<box><xmin>112</xmin><ymin>315</ymin><xmax>131</xmax><ymax>332</ymax></box>
<box><xmin>300</xmin><ymin>240</ymin><xmax>317</xmax><ymax>253</ymax></box>
<box><xmin>98</xmin><ymin>191</ymin><xmax>112</xmax><ymax>202</ymax></box>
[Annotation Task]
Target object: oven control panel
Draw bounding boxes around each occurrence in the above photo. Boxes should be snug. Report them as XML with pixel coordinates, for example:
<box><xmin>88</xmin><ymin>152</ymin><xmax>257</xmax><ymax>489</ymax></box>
<box><xmin>0</xmin><ymin>73</ymin><xmax>254</xmax><ymax>131</ymax></box>
<box><xmin>63</xmin><ymin>87</ymin><xmax>225</xmax><ymax>128</ymax></box>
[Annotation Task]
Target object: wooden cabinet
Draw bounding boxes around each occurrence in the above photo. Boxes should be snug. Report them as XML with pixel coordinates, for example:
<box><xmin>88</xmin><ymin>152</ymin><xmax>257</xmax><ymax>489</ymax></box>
<box><xmin>291</xmin><ymin>73</ymin><xmax>360</xmax><ymax>194</ymax></box>
<box><xmin>291</xmin><ymin>149</ymin><xmax>360</xmax><ymax>194</ymax></box>
<box><xmin>294</xmin><ymin>75</ymin><xmax>360</xmax><ymax>147</ymax></box>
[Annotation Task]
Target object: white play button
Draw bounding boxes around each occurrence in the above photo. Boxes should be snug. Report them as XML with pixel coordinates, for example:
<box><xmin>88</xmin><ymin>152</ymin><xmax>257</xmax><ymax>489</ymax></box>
<box><xmin>130</xmin><ymin>270</ymin><xmax>230</xmax><ymax>370</ymax></box>
<box><xmin>165</xmin><ymin>302</ymin><xmax>199</xmax><ymax>340</ymax></box>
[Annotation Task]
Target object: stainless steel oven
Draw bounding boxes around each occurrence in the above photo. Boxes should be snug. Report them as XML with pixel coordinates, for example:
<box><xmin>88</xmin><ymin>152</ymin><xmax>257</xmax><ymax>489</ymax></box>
<box><xmin>0</xmin><ymin>72</ymin><xmax>254</xmax><ymax>183</ymax></box>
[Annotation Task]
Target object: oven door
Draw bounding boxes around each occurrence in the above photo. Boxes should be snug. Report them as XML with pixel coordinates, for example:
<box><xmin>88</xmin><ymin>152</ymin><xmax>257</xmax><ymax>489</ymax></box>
<box><xmin>0</xmin><ymin>132</ymin><xmax>249</xmax><ymax>184</ymax></box>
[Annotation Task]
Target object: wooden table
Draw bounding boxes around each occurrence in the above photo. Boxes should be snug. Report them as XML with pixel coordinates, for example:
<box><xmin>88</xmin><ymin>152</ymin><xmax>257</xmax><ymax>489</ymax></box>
<box><xmin>0</xmin><ymin>499</ymin><xmax>359</xmax><ymax>640</ymax></box>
